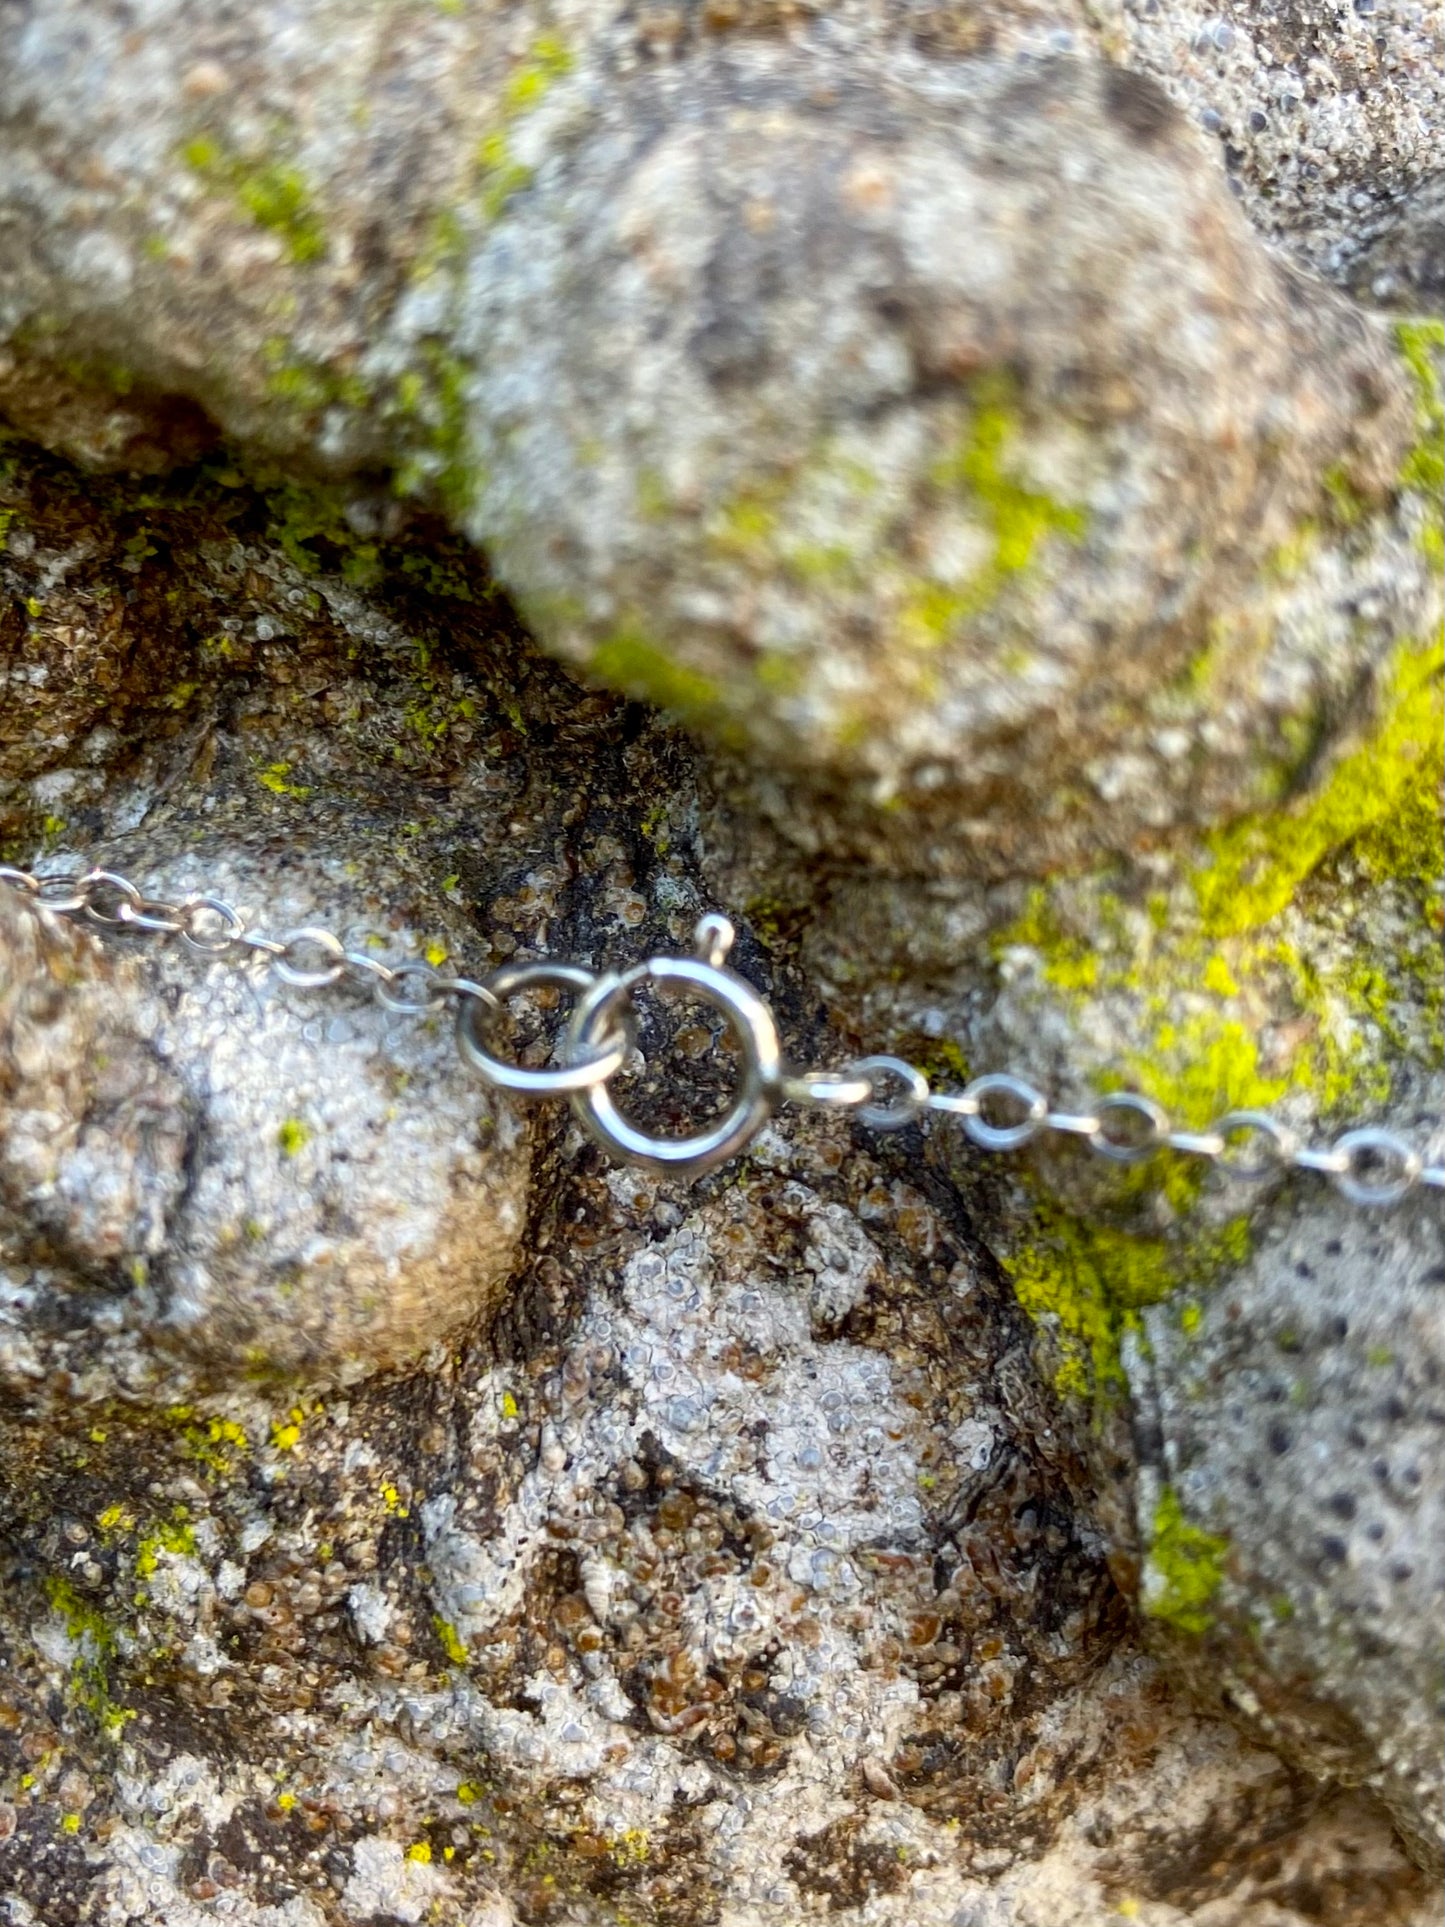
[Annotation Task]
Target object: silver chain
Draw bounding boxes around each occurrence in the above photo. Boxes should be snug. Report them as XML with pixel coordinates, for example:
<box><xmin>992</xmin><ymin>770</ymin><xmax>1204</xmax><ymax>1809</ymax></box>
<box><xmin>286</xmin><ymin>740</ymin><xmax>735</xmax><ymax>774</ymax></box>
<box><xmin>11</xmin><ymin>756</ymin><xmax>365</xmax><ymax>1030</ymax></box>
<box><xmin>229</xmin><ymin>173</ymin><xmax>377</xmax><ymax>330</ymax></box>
<box><xmin>2</xmin><ymin>862</ymin><xmax>1441</xmax><ymax>1204</ymax></box>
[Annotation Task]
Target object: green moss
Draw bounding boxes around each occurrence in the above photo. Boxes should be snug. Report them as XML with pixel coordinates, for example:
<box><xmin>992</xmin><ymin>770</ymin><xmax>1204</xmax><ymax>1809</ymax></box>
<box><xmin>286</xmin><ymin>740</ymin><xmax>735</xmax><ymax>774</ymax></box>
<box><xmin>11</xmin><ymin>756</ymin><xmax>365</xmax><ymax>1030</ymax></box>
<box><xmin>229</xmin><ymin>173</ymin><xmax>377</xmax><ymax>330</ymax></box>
<box><xmin>1193</xmin><ymin>639</ymin><xmax>1443</xmax><ymax>936</ymax></box>
<box><xmin>277</xmin><ymin>1117</ymin><xmax>311</xmax><ymax>1157</ymax></box>
<box><xmin>182</xmin><ymin>137</ymin><xmax>326</xmax><ymax>264</ymax></box>
<box><xmin>1144</xmin><ymin>1486</ymin><xmax>1229</xmax><ymax>1636</ymax></box>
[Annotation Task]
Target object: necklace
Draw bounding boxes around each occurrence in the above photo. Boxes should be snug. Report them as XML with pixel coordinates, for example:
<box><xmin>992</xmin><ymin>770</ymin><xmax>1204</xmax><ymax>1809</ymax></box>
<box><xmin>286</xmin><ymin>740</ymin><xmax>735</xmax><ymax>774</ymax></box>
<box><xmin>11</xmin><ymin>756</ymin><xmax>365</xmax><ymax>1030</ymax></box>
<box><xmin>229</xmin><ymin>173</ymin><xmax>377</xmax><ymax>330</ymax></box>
<box><xmin>3</xmin><ymin>861</ymin><xmax>1439</xmax><ymax>1207</ymax></box>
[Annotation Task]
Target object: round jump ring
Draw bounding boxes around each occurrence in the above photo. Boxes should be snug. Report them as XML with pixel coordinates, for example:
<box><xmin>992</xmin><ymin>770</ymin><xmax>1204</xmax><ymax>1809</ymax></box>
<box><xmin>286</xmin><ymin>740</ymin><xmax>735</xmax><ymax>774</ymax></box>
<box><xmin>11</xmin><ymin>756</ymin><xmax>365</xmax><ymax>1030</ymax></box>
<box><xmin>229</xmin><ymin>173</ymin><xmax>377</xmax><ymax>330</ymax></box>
<box><xmin>1212</xmin><ymin>1109</ymin><xmax>1297</xmax><ymax>1181</ymax></box>
<box><xmin>374</xmin><ymin>961</ymin><xmax>447</xmax><ymax>1016</ymax></box>
<box><xmin>958</xmin><ymin>1073</ymin><xmax>1048</xmax><ymax>1151</ymax></box>
<box><xmin>1330</xmin><ymin>1128</ymin><xmax>1422</xmax><ymax>1207</ymax></box>
<box><xmin>1091</xmin><ymin>1092</ymin><xmax>1170</xmax><ymax>1166</ymax></box>
<box><xmin>0</xmin><ymin>867</ymin><xmax>39</xmax><ymax>895</ymax></box>
<box><xmin>179</xmin><ymin>896</ymin><xmax>245</xmax><ymax>954</ymax></box>
<box><xmin>851</xmin><ymin>1055</ymin><xmax>930</xmax><ymax>1132</ymax></box>
<box><xmin>566</xmin><ymin>955</ymin><xmax>781</xmax><ymax>1174</ymax></box>
<box><xmin>273</xmin><ymin>926</ymin><xmax>347</xmax><ymax>987</ymax></box>
<box><xmin>459</xmin><ymin>962</ymin><xmax>629</xmax><ymax>1095</ymax></box>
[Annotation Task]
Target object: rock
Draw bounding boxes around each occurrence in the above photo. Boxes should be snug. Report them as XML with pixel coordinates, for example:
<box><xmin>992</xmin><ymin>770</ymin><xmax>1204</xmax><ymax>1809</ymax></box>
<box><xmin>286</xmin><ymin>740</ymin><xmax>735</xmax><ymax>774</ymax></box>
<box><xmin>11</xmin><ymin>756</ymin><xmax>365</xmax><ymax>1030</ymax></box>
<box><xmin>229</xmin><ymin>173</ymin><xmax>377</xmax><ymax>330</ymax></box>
<box><xmin>1121</xmin><ymin>0</ymin><xmax>1445</xmax><ymax>305</ymax></box>
<box><xmin>1</xmin><ymin>0</ymin><xmax>1443</xmax><ymax>1907</ymax></box>
<box><xmin>1128</xmin><ymin>1156</ymin><xmax>1445</xmax><ymax>1875</ymax></box>
<box><xmin>0</xmin><ymin>4</ymin><xmax>1433</xmax><ymax>874</ymax></box>
<box><xmin>0</xmin><ymin>867</ymin><xmax>529</xmax><ymax>1397</ymax></box>
<box><xmin>1</xmin><ymin>432</ymin><xmax>1437</xmax><ymax>1921</ymax></box>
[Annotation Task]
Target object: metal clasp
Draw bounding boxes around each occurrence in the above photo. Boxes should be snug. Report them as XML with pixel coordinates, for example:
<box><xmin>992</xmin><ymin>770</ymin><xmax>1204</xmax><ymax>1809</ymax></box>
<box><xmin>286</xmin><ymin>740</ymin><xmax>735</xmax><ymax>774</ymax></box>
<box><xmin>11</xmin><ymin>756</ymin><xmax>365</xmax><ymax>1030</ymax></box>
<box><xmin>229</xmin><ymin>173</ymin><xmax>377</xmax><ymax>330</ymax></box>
<box><xmin>565</xmin><ymin>915</ymin><xmax>783</xmax><ymax>1177</ymax></box>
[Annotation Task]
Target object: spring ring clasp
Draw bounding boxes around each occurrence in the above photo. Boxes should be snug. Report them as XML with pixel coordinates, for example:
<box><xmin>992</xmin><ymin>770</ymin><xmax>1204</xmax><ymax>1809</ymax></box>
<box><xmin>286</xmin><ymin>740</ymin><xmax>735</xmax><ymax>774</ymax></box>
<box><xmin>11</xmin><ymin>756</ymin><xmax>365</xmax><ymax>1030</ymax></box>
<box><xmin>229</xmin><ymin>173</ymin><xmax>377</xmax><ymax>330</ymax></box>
<box><xmin>565</xmin><ymin>915</ymin><xmax>783</xmax><ymax>1177</ymax></box>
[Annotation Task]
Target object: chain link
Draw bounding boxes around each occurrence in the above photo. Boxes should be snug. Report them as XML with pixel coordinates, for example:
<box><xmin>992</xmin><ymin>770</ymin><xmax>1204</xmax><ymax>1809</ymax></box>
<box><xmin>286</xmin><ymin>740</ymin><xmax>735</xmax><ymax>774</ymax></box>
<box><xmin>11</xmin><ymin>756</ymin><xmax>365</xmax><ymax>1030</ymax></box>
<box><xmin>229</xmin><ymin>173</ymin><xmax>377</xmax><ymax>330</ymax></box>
<box><xmin>2</xmin><ymin>862</ymin><xmax>1440</xmax><ymax>1200</ymax></box>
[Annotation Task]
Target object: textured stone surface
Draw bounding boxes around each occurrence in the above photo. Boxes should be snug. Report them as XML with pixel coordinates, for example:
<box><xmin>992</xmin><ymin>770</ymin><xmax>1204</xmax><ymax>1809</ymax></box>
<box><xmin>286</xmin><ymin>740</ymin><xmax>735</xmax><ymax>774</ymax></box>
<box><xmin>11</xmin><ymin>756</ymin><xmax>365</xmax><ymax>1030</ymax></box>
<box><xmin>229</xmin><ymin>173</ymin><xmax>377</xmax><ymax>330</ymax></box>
<box><xmin>1122</xmin><ymin>0</ymin><xmax>1445</xmax><ymax>309</ymax></box>
<box><xmin>1</xmin><ymin>0</ymin><xmax>1443</xmax><ymax>1911</ymax></box>
<box><xmin>0</xmin><ymin>1</ymin><xmax>1435</xmax><ymax>875</ymax></box>
<box><xmin>0</xmin><ymin>876</ymin><xmax>529</xmax><ymax>1395</ymax></box>
<box><xmin>1</xmin><ymin>434</ymin><xmax>1437</xmax><ymax>1920</ymax></box>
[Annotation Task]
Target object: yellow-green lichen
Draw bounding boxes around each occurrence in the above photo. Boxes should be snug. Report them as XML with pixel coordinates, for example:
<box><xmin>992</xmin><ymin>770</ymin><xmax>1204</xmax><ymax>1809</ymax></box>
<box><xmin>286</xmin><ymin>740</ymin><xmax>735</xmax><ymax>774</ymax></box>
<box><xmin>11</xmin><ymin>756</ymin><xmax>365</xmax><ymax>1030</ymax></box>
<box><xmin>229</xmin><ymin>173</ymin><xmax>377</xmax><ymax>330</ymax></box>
<box><xmin>1006</xmin><ymin>1208</ymin><xmax>1250</xmax><ymax>1400</ymax></box>
<box><xmin>257</xmin><ymin>339</ymin><xmax>371</xmax><ymax>424</ymax></box>
<box><xmin>589</xmin><ymin>628</ymin><xmax>745</xmax><ymax>747</ymax></box>
<box><xmin>1143</xmin><ymin>1486</ymin><xmax>1229</xmax><ymax>1636</ymax></box>
<box><xmin>1395</xmin><ymin>319</ymin><xmax>1444</xmax><ymax>563</ymax></box>
<box><xmin>134</xmin><ymin>1510</ymin><xmax>197</xmax><ymax>1581</ymax></box>
<box><xmin>1193</xmin><ymin>640</ymin><xmax>1443</xmax><ymax>937</ymax></box>
<box><xmin>473</xmin><ymin>34</ymin><xmax>573</xmax><ymax>218</ymax></box>
<box><xmin>991</xmin><ymin>629</ymin><xmax>1440</xmax><ymax>1401</ymax></box>
<box><xmin>433</xmin><ymin>1615</ymin><xmax>470</xmax><ymax>1666</ymax></box>
<box><xmin>391</xmin><ymin>343</ymin><xmax>479</xmax><ymax>520</ymax></box>
<box><xmin>44</xmin><ymin>1578</ymin><xmax>134</xmax><ymax>1734</ymax></box>
<box><xmin>182</xmin><ymin>137</ymin><xmax>326</xmax><ymax>264</ymax></box>
<box><xmin>900</xmin><ymin>376</ymin><xmax>1087</xmax><ymax>647</ymax></box>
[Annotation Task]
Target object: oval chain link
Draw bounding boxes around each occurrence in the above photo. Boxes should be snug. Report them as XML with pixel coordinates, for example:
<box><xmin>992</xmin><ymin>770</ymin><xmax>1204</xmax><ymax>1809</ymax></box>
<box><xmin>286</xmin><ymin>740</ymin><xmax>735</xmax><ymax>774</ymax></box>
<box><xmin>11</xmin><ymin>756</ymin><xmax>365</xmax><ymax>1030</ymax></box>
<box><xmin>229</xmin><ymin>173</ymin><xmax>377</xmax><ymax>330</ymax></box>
<box><xmin>1</xmin><ymin>862</ymin><xmax>1441</xmax><ymax>1200</ymax></box>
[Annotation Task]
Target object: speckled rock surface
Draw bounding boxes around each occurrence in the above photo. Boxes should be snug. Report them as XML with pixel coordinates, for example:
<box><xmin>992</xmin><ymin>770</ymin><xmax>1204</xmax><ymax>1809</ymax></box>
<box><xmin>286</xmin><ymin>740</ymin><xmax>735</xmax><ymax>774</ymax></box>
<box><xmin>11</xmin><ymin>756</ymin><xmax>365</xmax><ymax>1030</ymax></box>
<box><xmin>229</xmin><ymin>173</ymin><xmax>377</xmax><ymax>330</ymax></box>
<box><xmin>1121</xmin><ymin>0</ymin><xmax>1445</xmax><ymax>310</ymax></box>
<box><xmin>0</xmin><ymin>0</ymin><xmax>1437</xmax><ymax>875</ymax></box>
<box><xmin>1</xmin><ymin>433</ymin><xmax>1438</xmax><ymax>1920</ymax></box>
<box><xmin>0</xmin><ymin>872</ymin><xmax>529</xmax><ymax>1395</ymax></box>
<box><xmin>1</xmin><ymin>0</ymin><xmax>1444</xmax><ymax>1911</ymax></box>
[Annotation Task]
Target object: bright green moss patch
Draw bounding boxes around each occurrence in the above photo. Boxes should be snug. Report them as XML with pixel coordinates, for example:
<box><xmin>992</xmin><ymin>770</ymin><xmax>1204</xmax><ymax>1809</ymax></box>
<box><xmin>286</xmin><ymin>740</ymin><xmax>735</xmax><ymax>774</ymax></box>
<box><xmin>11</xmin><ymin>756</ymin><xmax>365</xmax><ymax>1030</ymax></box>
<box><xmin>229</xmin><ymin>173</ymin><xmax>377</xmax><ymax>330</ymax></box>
<box><xmin>182</xmin><ymin>137</ymin><xmax>326</xmax><ymax>264</ymax></box>
<box><xmin>1144</xmin><ymin>1486</ymin><xmax>1229</xmax><ymax>1636</ymax></box>
<box><xmin>1193</xmin><ymin>640</ymin><xmax>1443</xmax><ymax>937</ymax></box>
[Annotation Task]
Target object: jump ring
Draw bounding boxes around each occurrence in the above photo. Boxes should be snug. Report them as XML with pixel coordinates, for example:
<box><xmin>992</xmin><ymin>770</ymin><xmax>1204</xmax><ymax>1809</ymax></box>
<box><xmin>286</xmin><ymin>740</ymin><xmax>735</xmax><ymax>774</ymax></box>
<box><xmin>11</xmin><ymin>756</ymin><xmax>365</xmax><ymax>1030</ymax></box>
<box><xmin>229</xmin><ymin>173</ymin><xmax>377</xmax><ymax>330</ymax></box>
<box><xmin>957</xmin><ymin>1073</ymin><xmax>1048</xmax><ymax>1151</ymax></box>
<box><xmin>273</xmin><ymin>926</ymin><xmax>346</xmax><ymax>987</ymax></box>
<box><xmin>459</xmin><ymin>962</ymin><xmax>631</xmax><ymax>1095</ymax></box>
<box><xmin>850</xmin><ymin>1055</ymin><xmax>931</xmax><ymax>1132</ymax></box>
<box><xmin>1329</xmin><ymin>1128</ymin><xmax>1422</xmax><ymax>1207</ymax></box>
<box><xmin>34</xmin><ymin>873</ymin><xmax>90</xmax><ymax>913</ymax></box>
<box><xmin>119</xmin><ymin>894</ymin><xmax>187</xmax><ymax>935</ymax></box>
<box><xmin>782</xmin><ymin>1069</ymin><xmax>876</xmax><ymax>1110</ymax></box>
<box><xmin>177</xmin><ymin>895</ymin><xmax>246</xmax><ymax>954</ymax></box>
<box><xmin>373</xmin><ymin>961</ymin><xmax>447</xmax><ymax>1015</ymax></box>
<box><xmin>80</xmin><ymin>869</ymin><xmax>143</xmax><ymax>928</ymax></box>
<box><xmin>0</xmin><ymin>867</ymin><xmax>39</xmax><ymax>895</ymax></box>
<box><xmin>1091</xmin><ymin>1092</ymin><xmax>1170</xmax><ymax>1166</ymax></box>
<box><xmin>1211</xmin><ymin>1110</ymin><xmax>1297</xmax><ymax>1181</ymax></box>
